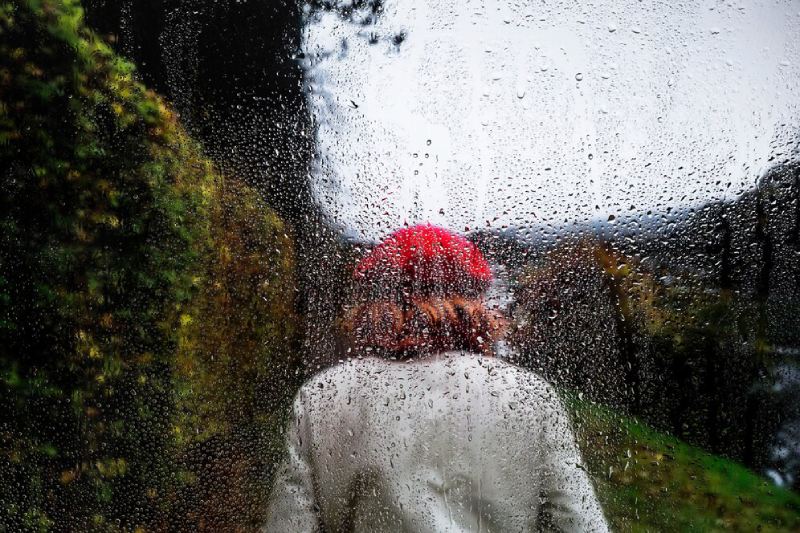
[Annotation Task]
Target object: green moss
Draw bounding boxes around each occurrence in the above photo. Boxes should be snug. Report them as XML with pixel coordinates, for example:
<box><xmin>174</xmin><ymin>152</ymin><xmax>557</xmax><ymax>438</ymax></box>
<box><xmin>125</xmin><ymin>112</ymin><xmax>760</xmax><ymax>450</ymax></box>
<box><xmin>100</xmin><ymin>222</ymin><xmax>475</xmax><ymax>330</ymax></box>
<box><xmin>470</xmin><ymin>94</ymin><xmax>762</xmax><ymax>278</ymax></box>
<box><xmin>0</xmin><ymin>0</ymin><xmax>296</xmax><ymax>529</ymax></box>
<box><xmin>569</xmin><ymin>398</ymin><xmax>800</xmax><ymax>532</ymax></box>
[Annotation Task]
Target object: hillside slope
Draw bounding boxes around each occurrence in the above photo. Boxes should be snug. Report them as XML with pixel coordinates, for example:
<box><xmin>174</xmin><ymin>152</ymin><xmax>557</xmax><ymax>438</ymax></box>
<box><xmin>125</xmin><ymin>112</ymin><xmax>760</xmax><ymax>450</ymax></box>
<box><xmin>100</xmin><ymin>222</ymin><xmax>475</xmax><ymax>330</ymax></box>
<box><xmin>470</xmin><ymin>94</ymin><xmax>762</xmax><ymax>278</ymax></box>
<box><xmin>571</xmin><ymin>398</ymin><xmax>800</xmax><ymax>532</ymax></box>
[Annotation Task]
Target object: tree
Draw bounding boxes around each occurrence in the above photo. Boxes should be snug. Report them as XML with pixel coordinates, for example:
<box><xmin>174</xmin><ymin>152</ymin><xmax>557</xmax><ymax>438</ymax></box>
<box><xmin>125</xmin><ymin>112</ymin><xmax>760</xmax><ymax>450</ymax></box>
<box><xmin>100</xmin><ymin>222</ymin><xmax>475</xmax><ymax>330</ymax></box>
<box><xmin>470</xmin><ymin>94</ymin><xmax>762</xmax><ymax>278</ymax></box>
<box><xmin>0</xmin><ymin>1</ymin><xmax>297</xmax><ymax>528</ymax></box>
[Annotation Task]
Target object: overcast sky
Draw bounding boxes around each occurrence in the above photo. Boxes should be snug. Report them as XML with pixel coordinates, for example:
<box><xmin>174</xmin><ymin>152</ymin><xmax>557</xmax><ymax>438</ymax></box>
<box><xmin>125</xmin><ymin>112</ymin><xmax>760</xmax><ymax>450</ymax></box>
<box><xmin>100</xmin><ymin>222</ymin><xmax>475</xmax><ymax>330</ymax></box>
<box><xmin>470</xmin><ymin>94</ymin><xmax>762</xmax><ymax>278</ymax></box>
<box><xmin>301</xmin><ymin>0</ymin><xmax>800</xmax><ymax>242</ymax></box>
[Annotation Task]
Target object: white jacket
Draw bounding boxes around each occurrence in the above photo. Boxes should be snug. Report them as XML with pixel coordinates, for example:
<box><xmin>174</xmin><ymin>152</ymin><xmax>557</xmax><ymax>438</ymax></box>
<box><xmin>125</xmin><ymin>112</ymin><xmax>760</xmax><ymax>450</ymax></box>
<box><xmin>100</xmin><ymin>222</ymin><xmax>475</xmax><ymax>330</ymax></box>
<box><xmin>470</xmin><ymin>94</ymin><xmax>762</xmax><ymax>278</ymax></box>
<box><xmin>264</xmin><ymin>351</ymin><xmax>609</xmax><ymax>532</ymax></box>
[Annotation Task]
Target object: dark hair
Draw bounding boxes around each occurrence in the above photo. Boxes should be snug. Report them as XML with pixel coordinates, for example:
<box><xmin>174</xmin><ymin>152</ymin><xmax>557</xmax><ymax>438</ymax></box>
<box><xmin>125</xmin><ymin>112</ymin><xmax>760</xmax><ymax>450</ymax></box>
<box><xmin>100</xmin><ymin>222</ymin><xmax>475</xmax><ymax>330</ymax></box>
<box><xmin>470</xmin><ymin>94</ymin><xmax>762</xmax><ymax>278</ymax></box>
<box><xmin>341</xmin><ymin>297</ymin><xmax>508</xmax><ymax>358</ymax></box>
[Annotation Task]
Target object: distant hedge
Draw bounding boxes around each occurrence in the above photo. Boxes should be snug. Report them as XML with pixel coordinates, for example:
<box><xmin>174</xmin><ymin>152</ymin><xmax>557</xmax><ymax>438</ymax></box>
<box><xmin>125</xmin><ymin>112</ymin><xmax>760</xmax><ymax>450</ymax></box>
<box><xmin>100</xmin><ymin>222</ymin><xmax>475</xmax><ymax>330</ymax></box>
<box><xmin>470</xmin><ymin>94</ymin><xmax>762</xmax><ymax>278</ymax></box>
<box><xmin>0</xmin><ymin>1</ymin><xmax>297</xmax><ymax>530</ymax></box>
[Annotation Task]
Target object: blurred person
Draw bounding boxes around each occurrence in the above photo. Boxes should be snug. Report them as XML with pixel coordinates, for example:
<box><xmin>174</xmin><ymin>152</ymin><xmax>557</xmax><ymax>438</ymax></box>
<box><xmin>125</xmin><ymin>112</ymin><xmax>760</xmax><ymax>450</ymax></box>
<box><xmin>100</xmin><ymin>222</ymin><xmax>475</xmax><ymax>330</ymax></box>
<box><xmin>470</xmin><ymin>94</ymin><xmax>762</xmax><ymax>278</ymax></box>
<box><xmin>264</xmin><ymin>224</ymin><xmax>608</xmax><ymax>532</ymax></box>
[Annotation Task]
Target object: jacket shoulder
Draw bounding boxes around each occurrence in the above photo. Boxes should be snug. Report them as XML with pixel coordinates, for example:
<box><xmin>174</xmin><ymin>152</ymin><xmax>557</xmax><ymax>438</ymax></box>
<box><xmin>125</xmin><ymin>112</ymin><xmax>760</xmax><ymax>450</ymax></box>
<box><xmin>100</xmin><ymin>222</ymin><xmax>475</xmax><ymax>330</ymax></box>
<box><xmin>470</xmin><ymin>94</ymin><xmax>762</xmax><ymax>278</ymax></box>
<box><xmin>295</xmin><ymin>358</ymin><xmax>382</xmax><ymax>400</ymax></box>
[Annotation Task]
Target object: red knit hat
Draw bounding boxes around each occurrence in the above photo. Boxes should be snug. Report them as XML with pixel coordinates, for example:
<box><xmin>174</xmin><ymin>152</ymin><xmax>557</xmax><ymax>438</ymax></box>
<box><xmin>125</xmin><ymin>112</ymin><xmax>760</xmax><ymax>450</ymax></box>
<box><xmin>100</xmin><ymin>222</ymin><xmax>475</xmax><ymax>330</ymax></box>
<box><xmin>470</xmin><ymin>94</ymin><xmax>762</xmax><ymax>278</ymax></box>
<box><xmin>354</xmin><ymin>224</ymin><xmax>492</xmax><ymax>299</ymax></box>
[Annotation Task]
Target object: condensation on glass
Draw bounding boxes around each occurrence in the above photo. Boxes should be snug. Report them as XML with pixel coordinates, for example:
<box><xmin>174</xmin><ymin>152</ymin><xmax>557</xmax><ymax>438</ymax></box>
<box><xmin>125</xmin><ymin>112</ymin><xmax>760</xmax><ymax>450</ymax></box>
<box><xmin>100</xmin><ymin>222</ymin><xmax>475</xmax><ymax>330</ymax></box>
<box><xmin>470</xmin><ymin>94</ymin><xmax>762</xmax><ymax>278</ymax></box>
<box><xmin>2</xmin><ymin>0</ymin><xmax>800</xmax><ymax>531</ymax></box>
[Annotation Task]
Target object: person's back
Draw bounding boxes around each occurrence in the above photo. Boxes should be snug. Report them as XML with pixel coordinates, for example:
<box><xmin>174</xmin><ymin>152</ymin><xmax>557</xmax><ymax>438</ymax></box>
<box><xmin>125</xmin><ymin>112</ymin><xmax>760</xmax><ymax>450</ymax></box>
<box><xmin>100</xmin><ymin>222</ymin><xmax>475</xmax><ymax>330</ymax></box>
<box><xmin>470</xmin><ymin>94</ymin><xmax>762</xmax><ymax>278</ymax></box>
<box><xmin>265</xmin><ymin>351</ymin><xmax>607</xmax><ymax>532</ymax></box>
<box><xmin>264</xmin><ymin>225</ymin><xmax>608</xmax><ymax>531</ymax></box>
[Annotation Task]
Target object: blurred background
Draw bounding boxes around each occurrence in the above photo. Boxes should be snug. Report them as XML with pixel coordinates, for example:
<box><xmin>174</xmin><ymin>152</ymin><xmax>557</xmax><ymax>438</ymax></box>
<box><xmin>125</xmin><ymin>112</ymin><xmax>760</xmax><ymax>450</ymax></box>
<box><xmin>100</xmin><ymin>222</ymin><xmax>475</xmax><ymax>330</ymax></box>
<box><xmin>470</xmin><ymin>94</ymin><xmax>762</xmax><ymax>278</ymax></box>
<box><xmin>2</xmin><ymin>0</ymin><xmax>800</xmax><ymax>530</ymax></box>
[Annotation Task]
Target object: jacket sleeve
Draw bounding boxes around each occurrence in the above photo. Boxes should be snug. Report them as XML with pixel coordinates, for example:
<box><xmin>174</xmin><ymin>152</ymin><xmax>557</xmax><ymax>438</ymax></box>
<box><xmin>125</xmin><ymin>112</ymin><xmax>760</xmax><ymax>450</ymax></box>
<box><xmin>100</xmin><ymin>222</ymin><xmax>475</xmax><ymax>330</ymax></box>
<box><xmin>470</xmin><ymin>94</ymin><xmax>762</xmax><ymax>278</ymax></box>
<box><xmin>536</xmin><ymin>392</ymin><xmax>610</xmax><ymax>533</ymax></box>
<box><xmin>263</xmin><ymin>391</ymin><xmax>320</xmax><ymax>532</ymax></box>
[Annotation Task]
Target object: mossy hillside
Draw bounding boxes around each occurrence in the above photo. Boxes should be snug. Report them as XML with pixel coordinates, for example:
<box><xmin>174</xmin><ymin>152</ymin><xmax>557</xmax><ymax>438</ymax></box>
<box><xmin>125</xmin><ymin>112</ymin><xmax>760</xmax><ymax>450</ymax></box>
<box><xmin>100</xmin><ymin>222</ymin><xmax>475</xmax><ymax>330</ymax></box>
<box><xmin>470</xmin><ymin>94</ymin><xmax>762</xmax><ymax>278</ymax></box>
<box><xmin>570</xmin><ymin>398</ymin><xmax>800</xmax><ymax>532</ymax></box>
<box><xmin>0</xmin><ymin>1</ymin><xmax>296</xmax><ymax>530</ymax></box>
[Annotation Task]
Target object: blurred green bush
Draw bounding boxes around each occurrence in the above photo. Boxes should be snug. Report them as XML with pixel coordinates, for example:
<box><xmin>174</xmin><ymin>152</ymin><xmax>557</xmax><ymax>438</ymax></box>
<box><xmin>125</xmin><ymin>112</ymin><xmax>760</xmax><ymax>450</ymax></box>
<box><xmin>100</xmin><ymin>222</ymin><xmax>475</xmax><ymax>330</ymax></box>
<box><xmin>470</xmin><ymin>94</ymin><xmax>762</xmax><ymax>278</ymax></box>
<box><xmin>0</xmin><ymin>1</ymin><xmax>297</xmax><ymax>530</ymax></box>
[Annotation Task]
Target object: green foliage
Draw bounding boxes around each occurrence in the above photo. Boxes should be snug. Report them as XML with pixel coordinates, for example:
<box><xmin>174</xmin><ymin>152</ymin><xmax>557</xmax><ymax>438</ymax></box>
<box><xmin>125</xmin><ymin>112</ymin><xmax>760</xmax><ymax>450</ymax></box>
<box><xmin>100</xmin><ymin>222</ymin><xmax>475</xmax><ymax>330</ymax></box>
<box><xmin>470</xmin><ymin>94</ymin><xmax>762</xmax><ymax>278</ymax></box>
<box><xmin>0</xmin><ymin>0</ymin><xmax>296</xmax><ymax>529</ymax></box>
<box><xmin>169</xmin><ymin>179</ymin><xmax>300</xmax><ymax>530</ymax></box>
<box><xmin>512</xmin><ymin>238</ymin><xmax>779</xmax><ymax>467</ymax></box>
<box><xmin>571</xmin><ymin>398</ymin><xmax>800</xmax><ymax>532</ymax></box>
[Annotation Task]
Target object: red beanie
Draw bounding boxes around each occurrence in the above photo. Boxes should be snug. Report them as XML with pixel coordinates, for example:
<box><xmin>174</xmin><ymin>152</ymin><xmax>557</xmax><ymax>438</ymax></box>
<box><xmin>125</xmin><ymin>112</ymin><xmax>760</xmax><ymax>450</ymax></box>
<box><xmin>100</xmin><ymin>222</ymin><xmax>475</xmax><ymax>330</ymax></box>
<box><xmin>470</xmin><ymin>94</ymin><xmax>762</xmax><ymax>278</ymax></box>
<box><xmin>354</xmin><ymin>224</ymin><xmax>492</xmax><ymax>298</ymax></box>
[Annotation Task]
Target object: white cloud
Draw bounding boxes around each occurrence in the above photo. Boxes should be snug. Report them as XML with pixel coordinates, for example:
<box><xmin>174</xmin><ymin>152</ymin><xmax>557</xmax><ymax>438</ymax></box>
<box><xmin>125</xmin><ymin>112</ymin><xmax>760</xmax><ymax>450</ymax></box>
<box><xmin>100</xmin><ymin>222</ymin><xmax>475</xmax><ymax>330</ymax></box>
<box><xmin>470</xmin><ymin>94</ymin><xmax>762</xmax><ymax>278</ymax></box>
<box><xmin>301</xmin><ymin>0</ymin><xmax>800</xmax><ymax>241</ymax></box>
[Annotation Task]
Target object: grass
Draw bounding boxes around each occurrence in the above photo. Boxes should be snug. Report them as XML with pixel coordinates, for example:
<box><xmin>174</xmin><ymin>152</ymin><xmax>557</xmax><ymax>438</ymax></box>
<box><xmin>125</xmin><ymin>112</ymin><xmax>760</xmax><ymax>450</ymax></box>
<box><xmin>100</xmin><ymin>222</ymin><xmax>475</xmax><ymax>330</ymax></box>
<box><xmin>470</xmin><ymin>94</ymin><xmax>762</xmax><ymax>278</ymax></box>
<box><xmin>569</xmin><ymin>399</ymin><xmax>800</xmax><ymax>532</ymax></box>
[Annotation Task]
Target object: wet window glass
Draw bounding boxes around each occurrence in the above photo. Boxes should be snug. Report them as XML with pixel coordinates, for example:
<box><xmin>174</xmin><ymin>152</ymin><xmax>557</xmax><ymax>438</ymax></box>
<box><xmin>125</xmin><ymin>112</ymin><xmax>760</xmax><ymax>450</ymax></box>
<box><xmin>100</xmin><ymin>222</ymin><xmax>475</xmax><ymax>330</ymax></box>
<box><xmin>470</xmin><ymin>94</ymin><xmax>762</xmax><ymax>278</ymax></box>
<box><xmin>2</xmin><ymin>0</ymin><xmax>799</xmax><ymax>530</ymax></box>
